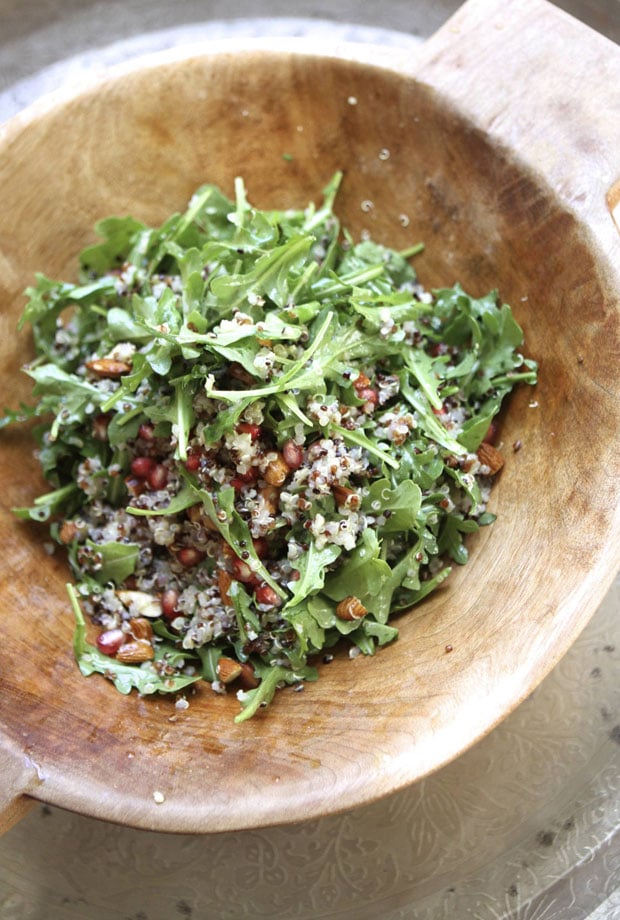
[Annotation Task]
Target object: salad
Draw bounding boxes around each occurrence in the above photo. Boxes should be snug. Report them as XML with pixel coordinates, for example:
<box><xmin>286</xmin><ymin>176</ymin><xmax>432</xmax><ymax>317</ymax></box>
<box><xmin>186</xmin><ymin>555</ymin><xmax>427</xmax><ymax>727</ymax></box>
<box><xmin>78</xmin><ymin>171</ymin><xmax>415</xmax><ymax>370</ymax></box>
<box><xmin>2</xmin><ymin>173</ymin><xmax>537</xmax><ymax>721</ymax></box>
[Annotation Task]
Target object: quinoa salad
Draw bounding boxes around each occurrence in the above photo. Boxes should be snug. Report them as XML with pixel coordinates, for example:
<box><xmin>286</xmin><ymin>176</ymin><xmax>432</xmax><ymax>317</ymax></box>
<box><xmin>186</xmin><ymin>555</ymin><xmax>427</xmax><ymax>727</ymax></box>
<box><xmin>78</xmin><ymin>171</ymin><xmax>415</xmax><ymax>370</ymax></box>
<box><xmin>2</xmin><ymin>174</ymin><xmax>537</xmax><ymax>721</ymax></box>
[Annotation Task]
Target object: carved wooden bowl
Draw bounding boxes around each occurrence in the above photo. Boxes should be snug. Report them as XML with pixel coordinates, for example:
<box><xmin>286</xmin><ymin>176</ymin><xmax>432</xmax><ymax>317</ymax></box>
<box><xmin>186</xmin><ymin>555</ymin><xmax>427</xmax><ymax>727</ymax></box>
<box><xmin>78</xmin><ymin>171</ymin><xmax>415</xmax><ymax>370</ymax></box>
<box><xmin>0</xmin><ymin>0</ymin><xmax>619</xmax><ymax>833</ymax></box>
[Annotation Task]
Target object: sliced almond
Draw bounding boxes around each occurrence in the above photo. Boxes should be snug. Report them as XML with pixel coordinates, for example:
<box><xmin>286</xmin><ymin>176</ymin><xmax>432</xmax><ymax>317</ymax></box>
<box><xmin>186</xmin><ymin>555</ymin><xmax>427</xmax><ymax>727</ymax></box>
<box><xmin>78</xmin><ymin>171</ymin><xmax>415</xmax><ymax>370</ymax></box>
<box><xmin>85</xmin><ymin>357</ymin><xmax>132</xmax><ymax>378</ymax></box>
<box><xmin>238</xmin><ymin>662</ymin><xmax>260</xmax><ymax>690</ymax></box>
<box><xmin>216</xmin><ymin>657</ymin><xmax>243</xmax><ymax>684</ymax></box>
<box><xmin>58</xmin><ymin>520</ymin><xmax>78</xmax><ymax>544</ymax></box>
<box><xmin>476</xmin><ymin>441</ymin><xmax>505</xmax><ymax>475</ymax></box>
<box><xmin>116</xmin><ymin>639</ymin><xmax>154</xmax><ymax>663</ymax></box>
<box><xmin>336</xmin><ymin>596</ymin><xmax>368</xmax><ymax>621</ymax></box>
<box><xmin>263</xmin><ymin>453</ymin><xmax>289</xmax><ymax>486</ymax></box>
<box><xmin>116</xmin><ymin>590</ymin><xmax>163</xmax><ymax>619</ymax></box>
<box><xmin>128</xmin><ymin>616</ymin><xmax>154</xmax><ymax>641</ymax></box>
<box><xmin>217</xmin><ymin>569</ymin><xmax>233</xmax><ymax>606</ymax></box>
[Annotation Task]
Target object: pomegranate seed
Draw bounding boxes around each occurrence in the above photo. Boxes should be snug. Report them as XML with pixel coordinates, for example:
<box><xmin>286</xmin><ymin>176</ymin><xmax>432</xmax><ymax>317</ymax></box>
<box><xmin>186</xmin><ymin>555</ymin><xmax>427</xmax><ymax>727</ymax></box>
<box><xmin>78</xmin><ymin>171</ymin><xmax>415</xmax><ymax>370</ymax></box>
<box><xmin>185</xmin><ymin>451</ymin><xmax>202</xmax><ymax>472</ymax></box>
<box><xmin>161</xmin><ymin>588</ymin><xmax>180</xmax><ymax>619</ymax></box>
<box><xmin>231</xmin><ymin>556</ymin><xmax>260</xmax><ymax>585</ymax></box>
<box><xmin>356</xmin><ymin>387</ymin><xmax>378</xmax><ymax>406</ymax></box>
<box><xmin>353</xmin><ymin>373</ymin><xmax>371</xmax><ymax>391</ymax></box>
<box><xmin>236</xmin><ymin>422</ymin><xmax>262</xmax><ymax>441</ymax></box>
<box><xmin>282</xmin><ymin>439</ymin><xmax>303</xmax><ymax>470</ymax></box>
<box><xmin>236</xmin><ymin>466</ymin><xmax>259</xmax><ymax>483</ymax></box>
<box><xmin>147</xmin><ymin>463</ymin><xmax>168</xmax><ymax>490</ymax></box>
<box><xmin>254</xmin><ymin>583</ymin><xmax>281</xmax><ymax>607</ymax></box>
<box><xmin>432</xmin><ymin>404</ymin><xmax>447</xmax><ymax>417</ymax></box>
<box><xmin>96</xmin><ymin>629</ymin><xmax>125</xmax><ymax>656</ymax></box>
<box><xmin>230</xmin><ymin>477</ymin><xmax>247</xmax><ymax>492</ymax></box>
<box><xmin>138</xmin><ymin>422</ymin><xmax>155</xmax><ymax>440</ymax></box>
<box><xmin>176</xmin><ymin>547</ymin><xmax>206</xmax><ymax>567</ymax></box>
<box><xmin>131</xmin><ymin>456</ymin><xmax>156</xmax><ymax>478</ymax></box>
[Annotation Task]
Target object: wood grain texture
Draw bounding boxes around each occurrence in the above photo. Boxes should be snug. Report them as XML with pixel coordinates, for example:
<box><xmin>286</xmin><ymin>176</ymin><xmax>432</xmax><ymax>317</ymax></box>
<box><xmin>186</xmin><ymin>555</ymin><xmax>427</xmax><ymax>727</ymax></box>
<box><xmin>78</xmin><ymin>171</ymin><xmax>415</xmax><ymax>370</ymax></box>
<box><xmin>0</xmin><ymin>0</ymin><xmax>618</xmax><ymax>833</ymax></box>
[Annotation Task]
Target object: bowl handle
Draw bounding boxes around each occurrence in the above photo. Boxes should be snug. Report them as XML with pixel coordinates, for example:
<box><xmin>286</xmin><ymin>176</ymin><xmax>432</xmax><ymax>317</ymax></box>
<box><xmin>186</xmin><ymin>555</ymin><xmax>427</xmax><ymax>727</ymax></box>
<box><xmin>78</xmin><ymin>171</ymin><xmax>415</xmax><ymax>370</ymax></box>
<box><xmin>411</xmin><ymin>0</ymin><xmax>620</xmax><ymax>256</ymax></box>
<box><xmin>0</xmin><ymin>741</ymin><xmax>38</xmax><ymax>834</ymax></box>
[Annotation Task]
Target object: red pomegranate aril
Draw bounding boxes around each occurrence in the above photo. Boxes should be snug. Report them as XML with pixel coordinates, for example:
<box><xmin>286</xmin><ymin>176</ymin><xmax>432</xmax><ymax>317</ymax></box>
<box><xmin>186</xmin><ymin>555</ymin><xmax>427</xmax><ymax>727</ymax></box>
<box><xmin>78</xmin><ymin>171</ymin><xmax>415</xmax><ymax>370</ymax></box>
<box><xmin>236</xmin><ymin>422</ymin><xmax>262</xmax><ymax>441</ymax></box>
<box><xmin>185</xmin><ymin>452</ymin><xmax>202</xmax><ymax>472</ymax></box>
<box><xmin>147</xmin><ymin>463</ymin><xmax>168</xmax><ymax>490</ymax></box>
<box><xmin>138</xmin><ymin>422</ymin><xmax>155</xmax><ymax>440</ymax></box>
<box><xmin>176</xmin><ymin>547</ymin><xmax>206</xmax><ymax>567</ymax></box>
<box><xmin>131</xmin><ymin>456</ymin><xmax>156</xmax><ymax>478</ymax></box>
<box><xmin>236</xmin><ymin>466</ymin><xmax>259</xmax><ymax>483</ymax></box>
<box><xmin>357</xmin><ymin>387</ymin><xmax>378</xmax><ymax>407</ymax></box>
<box><xmin>282</xmin><ymin>439</ymin><xmax>303</xmax><ymax>470</ymax></box>
<box><xmin>231</xmin><ymin>556</ymin><xmax>260</xmax><ymax>585</ymax></box>
<box><xmin>230</xmin><ymin>477</ymin><xmax>247</xmax><ymax>492</ymax></box>
<box><xmin>255</xmin><ymin>584</ymin><xmax>282</xmax><ymax>607</ymax></box>
<box><xmin>161</xmin><ymin>588</ymin><xmax>180</xmax><ymax>619</ymax></box>
<box><xmin>96</xmin><ymin>629</ymin><xmax>125</xmax><ymax>656</ymax></box>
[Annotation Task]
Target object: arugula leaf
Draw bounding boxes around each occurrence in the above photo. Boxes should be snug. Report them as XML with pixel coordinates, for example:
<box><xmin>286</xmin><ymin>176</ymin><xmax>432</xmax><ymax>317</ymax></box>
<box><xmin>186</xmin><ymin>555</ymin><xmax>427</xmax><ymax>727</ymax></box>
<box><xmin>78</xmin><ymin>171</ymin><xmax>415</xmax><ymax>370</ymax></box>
<box><xmin>4</xmin><ymin>174</ymin><xmax>537</xmax><ymax>721</ymax></box>
<box><xmin>68</xmin><ymin>584</ymin><xmax>200</xmax><ymax>694</ymax></box>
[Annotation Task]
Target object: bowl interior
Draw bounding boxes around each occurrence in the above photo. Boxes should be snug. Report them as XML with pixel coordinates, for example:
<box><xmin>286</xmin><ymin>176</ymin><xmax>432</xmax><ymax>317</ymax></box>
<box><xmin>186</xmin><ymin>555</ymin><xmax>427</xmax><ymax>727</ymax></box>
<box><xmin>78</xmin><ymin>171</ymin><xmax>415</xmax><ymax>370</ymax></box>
<box><xmin>0</xmin><ymin>47</ymin><xmax>618</xmax><ymax>831</ymax></box>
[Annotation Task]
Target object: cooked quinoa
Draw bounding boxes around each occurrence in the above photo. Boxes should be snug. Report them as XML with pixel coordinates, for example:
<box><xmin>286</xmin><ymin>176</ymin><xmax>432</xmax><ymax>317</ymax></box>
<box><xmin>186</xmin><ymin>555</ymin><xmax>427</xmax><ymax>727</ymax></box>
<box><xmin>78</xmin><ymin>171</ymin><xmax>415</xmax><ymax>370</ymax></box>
<box><xmin>3</xmin><ymin>174</ymin><xmax>537</xmax><ymax>720</ymax></box>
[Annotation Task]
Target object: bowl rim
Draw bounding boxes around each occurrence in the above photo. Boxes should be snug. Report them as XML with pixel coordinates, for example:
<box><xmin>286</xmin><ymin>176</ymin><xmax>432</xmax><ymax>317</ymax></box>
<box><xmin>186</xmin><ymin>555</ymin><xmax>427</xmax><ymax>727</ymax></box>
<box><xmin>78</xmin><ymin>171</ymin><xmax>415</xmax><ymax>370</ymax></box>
<box><xmin>1</xmin><ymin>22</ymin><xmax>619</xmax><ymax>834</ymax></box>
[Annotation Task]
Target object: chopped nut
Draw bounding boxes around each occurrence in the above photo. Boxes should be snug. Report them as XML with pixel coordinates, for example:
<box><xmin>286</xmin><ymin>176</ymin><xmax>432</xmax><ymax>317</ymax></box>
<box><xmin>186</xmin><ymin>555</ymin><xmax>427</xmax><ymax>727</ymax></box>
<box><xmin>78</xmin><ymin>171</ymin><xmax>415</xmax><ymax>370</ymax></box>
<box><xmin>58</xmin><ymin>520</ymin><xmax>78</xmax><ymax>544</ymax></box>
<box><xmin>117</xmin><ymin>590</ymin><xmax>163</xmax><ymax>619</ymax></box>
<box><xmin>216</xmin><ymin>657</ymin><xmax>243</xmax><ymax>684</ymax></box>
<box><xmin>336</xmin><ymin>596</ymin><xmax>368</xmax><ymax>621</ymax></box>
<box><xmin>238</xmin><ymin>662</ymin><xmax>260</xmax><ymax>690</ymax></box>
<box><xmin>128</xmin><ymin>617</ymin><xmax>153</xmax><ymax>641</ymax></box>
<box><xmin>263</xmin><ymin>453</ymin><xmax>289</xmax><ymax>486</ymax></box>
<box><xmin>217</xmin><ymin>569</ymin><xmax>233</xmax><ymax>606</ymax></box>
<box><xmin>85</xmin><ymin>357</ymin><xmax>132</xmax><ymax>378</ymax></box>
<box><xmin>116</xmin><ymin>639</ymin><xmax>154</xmax><ymax>663</ymax></box>
<box><xmin>476</xmin><ymin>441</ymin><xmax>505</xmax><ymax>474</ymax></box>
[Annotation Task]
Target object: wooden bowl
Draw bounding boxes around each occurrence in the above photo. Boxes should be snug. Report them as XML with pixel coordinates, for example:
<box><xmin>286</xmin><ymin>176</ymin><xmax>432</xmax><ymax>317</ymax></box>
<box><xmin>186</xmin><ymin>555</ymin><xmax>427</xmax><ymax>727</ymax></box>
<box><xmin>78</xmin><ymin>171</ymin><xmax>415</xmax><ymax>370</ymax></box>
<box><xmin>1</xmin><ymin>0</ymin><xmax>619</xmax><ymax>833</ymax></box>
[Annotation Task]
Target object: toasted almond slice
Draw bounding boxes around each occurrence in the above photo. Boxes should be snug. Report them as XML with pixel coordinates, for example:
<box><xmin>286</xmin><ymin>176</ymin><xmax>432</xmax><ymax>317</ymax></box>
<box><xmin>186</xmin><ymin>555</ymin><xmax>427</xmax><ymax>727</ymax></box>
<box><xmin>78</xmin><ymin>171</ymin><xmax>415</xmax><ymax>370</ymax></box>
<box><xmin>116</xmin><ymin>590</ymin><xmax>163</xmax><ymax>619</ymax></box>
<box><xmin>238</xmin><ymin>662</ymin><xmax>260</xmax><ymax>690</ymax></box>
<box><xmin>336</xmin><ymin>596</ymin><xmax>368</xmax><ymax>621</ymax></box>
<box><xmin>85</xmin><ymin>357</ymin><xmax>132</xmax><ymax>378</ymax></box>
<box><xmin>476</xmin><ymin>441</ymin><xmax>505</xmax><ymax>474</ymax></box>
<box><xmin>128</xmin><ymin>617</ymin><xmax>154</xmax><ymax>640</ymax></box>
<box><xmin>217</xmin><ymin>569</ymin><xmax>233</xmax><ymax>606</ymax></box>
<box><xmin>216</xmin><ymin>657</ymin><xmax>243</xmax><ymax>684</ymax></box>
<box><xmin>263</xmin><ymin>453</ymin><xmax>289</xmax><ymax>486</ymax></box>
<box><xmin>116</xmin><ymin>639</ymin><xmax>154</xmax><ymax>663</ymax></box>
